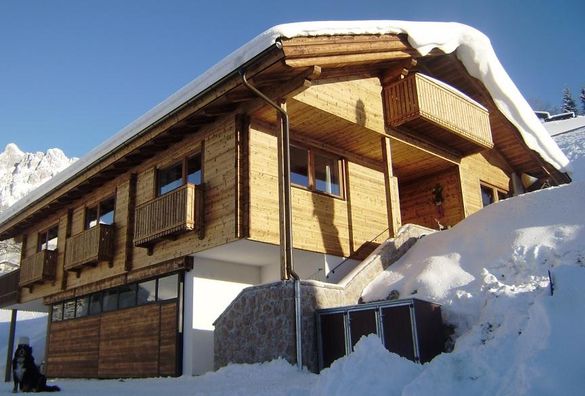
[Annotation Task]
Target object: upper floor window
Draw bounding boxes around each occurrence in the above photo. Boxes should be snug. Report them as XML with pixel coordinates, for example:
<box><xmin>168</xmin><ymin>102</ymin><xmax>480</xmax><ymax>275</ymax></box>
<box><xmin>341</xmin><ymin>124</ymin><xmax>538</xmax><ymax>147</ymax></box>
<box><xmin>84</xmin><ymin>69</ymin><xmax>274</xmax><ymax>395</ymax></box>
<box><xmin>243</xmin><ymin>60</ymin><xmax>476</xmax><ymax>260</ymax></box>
<box><xmin>157</xmin><ymin>153</ymin><xmax>202</xmax><ymax>196</ymax></box>
<box><xmin>290</xmin><ymin>145</ymin><xmax>343</xmax><ymax>198</ymax></box>
<box><xmin>85</xmin><ymin>196</ymin><xmax>116</xmax><ymax>229</ymax></box>
<box><xmin>38</xmin><ymin>225</ymin><xmax>58</xmax><ymax>252</ymax></box>
<box><xmin>481</xmin><ymin>182</ymin><xmax>508</xmax><ymax>207</ymax></box>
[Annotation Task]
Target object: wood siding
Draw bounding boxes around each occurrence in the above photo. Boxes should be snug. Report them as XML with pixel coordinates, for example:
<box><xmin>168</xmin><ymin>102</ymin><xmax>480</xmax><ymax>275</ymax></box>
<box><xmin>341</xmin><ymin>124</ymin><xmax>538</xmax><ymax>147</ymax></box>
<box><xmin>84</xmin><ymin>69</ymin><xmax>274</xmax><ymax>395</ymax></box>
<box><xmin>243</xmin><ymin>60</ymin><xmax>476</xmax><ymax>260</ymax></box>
<box><xmin>46</xmin><ymin>301</ymin><xmax>178</xmax><ymax>378</ymax></box>
<box><xmin>248</xmin><ymin>123</ymin><xmax>389</xmax><ymax>258</ymax></box>
<box><xmin>460</xmin><ymin>152</ymin><xmax>512</xmax><ymax>216</ymax></box>
<box><xmin>19</xmin><ymin>116</ymin><xmax>237</xmax><ymax>303</ymax></box>
<box><xmin>399</xmin><ymin>167</ymin><xmax>465</xmax><ymax>230</ymax></box>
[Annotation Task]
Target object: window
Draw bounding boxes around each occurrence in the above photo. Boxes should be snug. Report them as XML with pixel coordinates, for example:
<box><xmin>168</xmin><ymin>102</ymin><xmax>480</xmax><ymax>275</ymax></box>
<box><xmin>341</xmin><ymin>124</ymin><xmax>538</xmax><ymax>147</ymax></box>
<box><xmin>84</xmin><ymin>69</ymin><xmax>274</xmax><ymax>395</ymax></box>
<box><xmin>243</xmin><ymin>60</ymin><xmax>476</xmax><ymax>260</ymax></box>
<box><xmin>85</xmin><ymin>196</ymin><xmax>115</xmax><ymax>229</ymax></box>
<box><xmin>89</xmin><ymin>293</ymin><xmax>102</xmax><ymax>315</ymax></box>
<box><xmin>118</xmin><ymin>284</ymin><xmax>137</xmax><ymax>309</ymax></box>
<box><xmin>481</xmin><ymin>182</ymin><xmax>509</xmax><ymax>207</ymax></box>
<box><xmin>38</xmin><ymin>225</ymin><xmax>59</xmax><ymax>252</ymax></box>
<box><xmin>63</xmin><ymin>300</ymin><xmax>76</xmax><ymax>320</ymax></box>
<box><xmin>102</xmin><ymin>289</ymin><xmax>118</xmax><ymax>312</ymax></box>
<box><xmin>157</xmin><ymin>153</ymin><xmax>202</xmax><ymax>196</ymax></box>
<box><xmin>314</xmin><ymin>152</ymin><xmax>341</xmax><ymax>196</ymax></box>
<box><xmin>157</xmin><ymin>274</ymin><xmax>179</xmax><ymax>301</ymax></box>
<box><xmin>290</xmin><ymin>145</ymin><xmax>343</xmax><ymax>197</ymax></box>
<box><xmin>76</xmin><ymin>296</ymin><xmax>89</xmax><ymax>318</ymax></box>
<box><xmin>52</xmin><ymin>303</ymin><xmax>63</xmax><ymax>322</ymax></box>
<box><xmin>137</xmin><ymin>280</ymin><xmax>157</xmax><ymax>305</ymax></box>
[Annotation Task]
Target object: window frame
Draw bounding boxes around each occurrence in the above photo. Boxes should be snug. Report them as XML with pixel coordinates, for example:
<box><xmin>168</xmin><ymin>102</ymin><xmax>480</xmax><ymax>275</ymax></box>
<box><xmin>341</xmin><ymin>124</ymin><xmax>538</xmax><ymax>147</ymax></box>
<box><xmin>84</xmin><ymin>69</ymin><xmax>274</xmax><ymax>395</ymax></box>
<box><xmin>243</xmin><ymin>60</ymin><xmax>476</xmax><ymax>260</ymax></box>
<box><xmin>84</xmin><ymin>195</ymin><xmax>116</xmax><ymax>230</ymax></box>
<box><xmin>37</xmin><ymin>224</ymin><xmax>59</xmax><ymax>252</ymax></box>
<box><xmin>156</xmin><ymin>150</ymin><xmax>203</xmax><ymax>197</ymax></box>
<box><xmin>480</xmin><ymin>181</ymin><xmax>509</xmax><ymax>207</ymax></box>
<box><xmin>290</xmin><ymin>143</ymin><xmax>345</xmax><ymax>199</ymax></box>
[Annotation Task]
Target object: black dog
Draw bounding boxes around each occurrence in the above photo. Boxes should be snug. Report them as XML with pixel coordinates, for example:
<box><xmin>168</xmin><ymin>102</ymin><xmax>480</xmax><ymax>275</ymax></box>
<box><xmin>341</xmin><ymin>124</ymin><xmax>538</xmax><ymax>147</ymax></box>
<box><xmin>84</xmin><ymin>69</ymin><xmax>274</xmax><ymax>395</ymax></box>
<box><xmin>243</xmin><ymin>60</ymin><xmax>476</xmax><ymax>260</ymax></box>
<box><xmin>12</xmin><ymin>344</ymin><xmax>60</xmax><ymax>393</ymax></box>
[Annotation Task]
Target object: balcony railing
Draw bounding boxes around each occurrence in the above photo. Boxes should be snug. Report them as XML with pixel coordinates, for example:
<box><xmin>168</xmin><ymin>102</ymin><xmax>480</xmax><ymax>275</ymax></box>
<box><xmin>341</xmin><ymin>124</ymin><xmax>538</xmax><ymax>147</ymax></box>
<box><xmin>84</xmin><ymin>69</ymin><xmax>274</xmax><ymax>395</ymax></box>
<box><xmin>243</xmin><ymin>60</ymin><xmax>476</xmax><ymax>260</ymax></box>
<box><xmin>0</xmin><ymin>269</ymin><xmax>19</xmax><ymax>307</ymax></box>
<box><xmin>19</xmin><ymin>249</ymin><xmax>57</xmax><ymax>288</ymax></box>
<box><xmin>134</xmin><ymin>183</ymin><xmax>204</xmax><ymax>248</ymax></box>
<box><xmin>384</xmin><ymin>73</ymin><xmax>493</xmax><ymax>155</ymax></box>
<box><xmin>65</xmin><ymin>223</ymin><xmax>114</xmax><ymax>272</ymax></box>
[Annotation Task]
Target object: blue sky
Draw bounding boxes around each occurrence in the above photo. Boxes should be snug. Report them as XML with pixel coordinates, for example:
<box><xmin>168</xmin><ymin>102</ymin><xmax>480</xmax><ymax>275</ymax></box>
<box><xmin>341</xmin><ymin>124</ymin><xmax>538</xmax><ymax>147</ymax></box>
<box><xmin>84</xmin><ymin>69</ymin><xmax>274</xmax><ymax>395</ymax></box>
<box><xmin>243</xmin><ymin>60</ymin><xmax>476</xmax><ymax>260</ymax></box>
<box><xmin>0</xmin><ymin>0</ymin><xmax>583</xmax><ymax>157</ymax></box>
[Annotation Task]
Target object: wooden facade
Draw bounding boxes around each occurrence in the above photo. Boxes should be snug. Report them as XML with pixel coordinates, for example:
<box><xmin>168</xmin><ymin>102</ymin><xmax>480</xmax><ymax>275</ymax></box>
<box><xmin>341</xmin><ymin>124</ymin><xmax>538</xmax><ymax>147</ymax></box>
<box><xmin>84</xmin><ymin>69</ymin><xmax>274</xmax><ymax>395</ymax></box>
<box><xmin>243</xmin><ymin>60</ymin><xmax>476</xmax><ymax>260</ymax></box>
<box><xmin>0</xmin><ymin>31</ymin><xmax>570</xmax><ymax>379</ymax></box>
<box><xmin>47</xmin><ymin>301</ymin><xmax>178</xmax><ymax>378</ymax></box>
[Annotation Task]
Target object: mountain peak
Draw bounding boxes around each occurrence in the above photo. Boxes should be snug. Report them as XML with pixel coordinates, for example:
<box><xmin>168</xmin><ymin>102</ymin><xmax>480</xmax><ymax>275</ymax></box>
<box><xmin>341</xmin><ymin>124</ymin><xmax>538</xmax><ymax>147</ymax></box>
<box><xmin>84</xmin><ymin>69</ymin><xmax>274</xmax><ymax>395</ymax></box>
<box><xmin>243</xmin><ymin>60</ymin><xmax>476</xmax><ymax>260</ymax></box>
<box><xmin>4</xmin><ymin>143</ymin><xmax>23</xmax><ymax>155</ymax></box>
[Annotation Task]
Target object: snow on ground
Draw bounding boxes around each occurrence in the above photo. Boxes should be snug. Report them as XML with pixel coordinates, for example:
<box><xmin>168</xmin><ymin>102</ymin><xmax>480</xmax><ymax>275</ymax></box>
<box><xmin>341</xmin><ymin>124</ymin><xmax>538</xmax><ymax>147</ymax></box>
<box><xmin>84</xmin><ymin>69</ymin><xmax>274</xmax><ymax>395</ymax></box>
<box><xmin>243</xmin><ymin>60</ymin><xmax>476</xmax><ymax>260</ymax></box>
<box><xmin>361</xmin><ymin>180</ymin><xmax>585</xmax><ymax>395</ymax></box>
<box><xmin>554</xmin><ymin>129</ymin><xmax>585</xmax><ymax>181</ymax></box>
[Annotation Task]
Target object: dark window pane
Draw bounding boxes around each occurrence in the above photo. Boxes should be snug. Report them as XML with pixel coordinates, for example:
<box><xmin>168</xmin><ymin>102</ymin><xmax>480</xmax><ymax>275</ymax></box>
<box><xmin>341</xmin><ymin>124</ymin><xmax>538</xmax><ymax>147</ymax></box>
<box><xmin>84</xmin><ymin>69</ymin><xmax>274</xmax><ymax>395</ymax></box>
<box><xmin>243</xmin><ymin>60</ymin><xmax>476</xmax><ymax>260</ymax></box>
<box><xmin>102</xmin><ymin>289</ymin><xmax>118</xmax><ymax>312</ymax></box>
<box><xmin>315</xmin><ymin>153</ymin><xmax>341</xmax><ymax>196</ymax></box>
<box><xmin>158</xmin><ymin>162</ymin><xmax>183</xmax><ymax>195</ymax></box>
<box><xmin>52</xmin><ymin>304</ymin><xmax>63</xmax><ymax>322</ymax></box>
<box><xmin>38</xmin><ymin>231</ymin><xmax>47</xmax><ymax>252</ymax></box>
<box><xmin>481</xmin><ymin>185</ymin><xmax>495</xmax><ymax>207</ymax></box>
<box><xmin>85</xmin><ymin>206</ymin><xmax>98</xmax><ymax>229</ymax></box>
<box><xmin>99</xmin><ymin>198</ymin><xmax>115</xmax><ymax>225</ymax></box>
<box><xmin>76</xmin><ymin>296</ymin><xmax>89</xmax><ymax>318</ymax></box>
<box><xmin>63</xmin><ymin>300</ymin><xmax>76</xmax><ymax>320</ymax></box>
<box><xmin>137</xmin><ymin>280</ymin><xmax>157</xmax><ymax>304</ymax></box>
<box><xmin>187</xmin><ymin>154</ymin><xmax>202</xmax><ymax>185</ymax></box>
<box><xmin>89</xmin><ymin>293</ymin><xmax>102</xmax><ymax>315</ymax></box>
<box><xmin>118</xmin><ymin>284</ymin><xmax>137</xmax><ymax>309</ymax></box>
<box><xmin>497</xmin><ymin>191</ymin><xmax>508</xmax><ymax>201</ymax></box>
<box><xmin>291</xmin><ymin>146</ymin><xmax>309</xmax><ymax>187</ymax></box>
<box><xmin>157</xmin><ymin>274</ymin><xmax>178</xmax><ymax>301</ymax></box>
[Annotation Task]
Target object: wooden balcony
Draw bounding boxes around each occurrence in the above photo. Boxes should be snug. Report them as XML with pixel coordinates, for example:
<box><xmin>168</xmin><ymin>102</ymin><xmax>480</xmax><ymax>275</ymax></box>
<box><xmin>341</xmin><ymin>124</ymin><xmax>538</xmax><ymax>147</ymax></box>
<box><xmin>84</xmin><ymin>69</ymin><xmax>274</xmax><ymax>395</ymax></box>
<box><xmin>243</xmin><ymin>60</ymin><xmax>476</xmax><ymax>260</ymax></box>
<box><xmin>384</xmin><ymin>73</ymin><xmax>493</xmax><ymax>155</ymax></box>
<box><xmin>19</xmin><ymin>249</ymin><xmax>57</xmax><ymax>289</ymax></box>
<box><xmin>134</xmin><ymin>183</ymin><xmax>204</xmax><ymax>249</ymax></box>
<box><xmin>0</xmin><ymin>269</ymin><xmax>19</xmax><ymax>307</ymax></box>
<box><xmin>65</xmin><ymin>223</ymin><xmax>115</xmax><ymax>273</ymax></box>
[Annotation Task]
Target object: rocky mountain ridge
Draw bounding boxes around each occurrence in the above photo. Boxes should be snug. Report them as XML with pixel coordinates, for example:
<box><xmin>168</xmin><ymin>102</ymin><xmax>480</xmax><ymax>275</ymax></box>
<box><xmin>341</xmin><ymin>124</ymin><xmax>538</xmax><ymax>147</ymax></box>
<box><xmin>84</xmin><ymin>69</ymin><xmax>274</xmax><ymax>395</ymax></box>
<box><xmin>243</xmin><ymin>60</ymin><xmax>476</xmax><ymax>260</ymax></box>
<box><xmin>0</xmin><ymin>143</ymin><xmax>76</xmax><ymax>268</ymax></box>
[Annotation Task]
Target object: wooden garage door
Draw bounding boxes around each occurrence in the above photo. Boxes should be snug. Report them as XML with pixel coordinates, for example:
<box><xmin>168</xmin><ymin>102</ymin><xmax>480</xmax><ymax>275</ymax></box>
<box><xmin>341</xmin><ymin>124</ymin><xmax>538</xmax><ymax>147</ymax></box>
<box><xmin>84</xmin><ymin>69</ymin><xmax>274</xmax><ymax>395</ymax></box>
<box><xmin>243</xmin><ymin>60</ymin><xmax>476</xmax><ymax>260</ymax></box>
<box><xmin>47</xmin><ymin>301</ymin><xmax>178</xmax><ymax>378</ymax></box>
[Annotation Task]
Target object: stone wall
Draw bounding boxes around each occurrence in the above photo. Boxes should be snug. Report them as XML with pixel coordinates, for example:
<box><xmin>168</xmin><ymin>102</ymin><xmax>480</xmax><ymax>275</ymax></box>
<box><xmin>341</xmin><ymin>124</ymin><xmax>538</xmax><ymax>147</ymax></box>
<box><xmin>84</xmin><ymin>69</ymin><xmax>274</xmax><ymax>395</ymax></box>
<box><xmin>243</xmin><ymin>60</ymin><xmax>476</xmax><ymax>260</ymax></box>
<box><xmin>213</xmin><ymin>224</ymin><xmax>433</xmax><ymax>372</ymax></box>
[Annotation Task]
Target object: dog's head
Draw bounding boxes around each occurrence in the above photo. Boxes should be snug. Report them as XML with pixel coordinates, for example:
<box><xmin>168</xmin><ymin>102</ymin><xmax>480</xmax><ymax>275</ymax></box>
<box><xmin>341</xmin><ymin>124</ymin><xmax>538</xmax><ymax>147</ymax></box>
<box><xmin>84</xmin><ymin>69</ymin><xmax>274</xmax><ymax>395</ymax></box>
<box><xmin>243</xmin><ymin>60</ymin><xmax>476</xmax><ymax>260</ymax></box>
<box><xmin>14</xmin><ymin>344</ymin><xmax>32</xmax><ymax>359</ymax></box>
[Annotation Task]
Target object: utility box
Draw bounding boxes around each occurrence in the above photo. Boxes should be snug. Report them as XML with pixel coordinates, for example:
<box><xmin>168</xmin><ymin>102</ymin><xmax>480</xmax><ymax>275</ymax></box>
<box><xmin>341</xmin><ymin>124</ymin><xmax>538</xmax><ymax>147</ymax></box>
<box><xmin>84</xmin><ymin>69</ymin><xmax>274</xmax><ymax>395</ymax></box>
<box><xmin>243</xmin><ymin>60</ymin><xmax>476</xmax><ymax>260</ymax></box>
<box><xmin>316</xmin><ymin>298</ymin><xmax>444</xmax><ymax>370</ymax></box>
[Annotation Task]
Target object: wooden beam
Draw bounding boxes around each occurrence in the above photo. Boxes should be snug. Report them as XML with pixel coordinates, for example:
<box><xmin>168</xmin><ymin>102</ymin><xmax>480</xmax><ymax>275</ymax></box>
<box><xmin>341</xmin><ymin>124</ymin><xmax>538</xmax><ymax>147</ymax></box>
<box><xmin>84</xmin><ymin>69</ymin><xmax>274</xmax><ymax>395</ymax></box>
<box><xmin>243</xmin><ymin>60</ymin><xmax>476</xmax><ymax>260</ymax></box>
<box><xmin>285</xmin><ymin>51</ymin><xmax>416</xmax><ymax>68</ymax></box>
<box><xmin>388</xmin><ymin>127</ymin><xmax>461</xmax><ymax>165</ymax></box>
<box><xmin>381</xmin><ymin>136</ymin><xmax>402</xmax><ymax>237</ymax></box>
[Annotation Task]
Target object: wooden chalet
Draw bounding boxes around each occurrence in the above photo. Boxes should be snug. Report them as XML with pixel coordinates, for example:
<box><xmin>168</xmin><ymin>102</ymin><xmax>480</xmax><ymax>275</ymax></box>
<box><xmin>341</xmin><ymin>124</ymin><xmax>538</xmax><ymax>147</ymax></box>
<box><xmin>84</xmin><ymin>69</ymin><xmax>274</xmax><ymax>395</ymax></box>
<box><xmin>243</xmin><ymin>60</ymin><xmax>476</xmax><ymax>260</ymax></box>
<box><xmin>0</xmin><ymin>21</ymin><xmax>570</xmax><ymax>378</ymax></box>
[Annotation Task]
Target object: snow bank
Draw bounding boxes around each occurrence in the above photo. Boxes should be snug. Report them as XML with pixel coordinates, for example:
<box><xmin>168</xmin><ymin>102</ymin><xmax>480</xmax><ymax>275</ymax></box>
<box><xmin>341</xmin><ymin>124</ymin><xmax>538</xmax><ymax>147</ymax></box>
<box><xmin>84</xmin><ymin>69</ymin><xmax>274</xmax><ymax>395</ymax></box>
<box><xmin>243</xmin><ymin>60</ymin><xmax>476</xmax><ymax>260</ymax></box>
<box><xmin>312</xmin><ymin>335</ymin><xmax>421</xmax><ymax>396</ymax></box>
<box><xmin>362</xmin><ymin>181</ymin><xmax>585</xmax><ymax>394</ymax></box>
<box><xmin>554</xmin><ymin>129</ymin><xmax>585</xmax><ymax>181</ymax></box>
<box><xmin>0</xmin><ymin>20</ymin><xmax>569</xmax><ymax>228</ymax></box>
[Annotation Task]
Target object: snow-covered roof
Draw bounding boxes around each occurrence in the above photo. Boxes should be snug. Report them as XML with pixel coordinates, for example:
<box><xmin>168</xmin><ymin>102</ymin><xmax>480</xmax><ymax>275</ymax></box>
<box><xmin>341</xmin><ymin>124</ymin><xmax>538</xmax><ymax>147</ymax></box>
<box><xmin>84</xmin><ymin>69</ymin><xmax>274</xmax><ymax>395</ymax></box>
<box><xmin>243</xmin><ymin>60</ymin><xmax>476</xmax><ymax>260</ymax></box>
<box><xmin>0</xmin><ymin>20</ymin><xmax>571</xmax><ymax>227</ymax></box>
<box><xmin>544</xmin><ymin>116</ymin><xmax>585</xmax><ymax>137</ymax></box>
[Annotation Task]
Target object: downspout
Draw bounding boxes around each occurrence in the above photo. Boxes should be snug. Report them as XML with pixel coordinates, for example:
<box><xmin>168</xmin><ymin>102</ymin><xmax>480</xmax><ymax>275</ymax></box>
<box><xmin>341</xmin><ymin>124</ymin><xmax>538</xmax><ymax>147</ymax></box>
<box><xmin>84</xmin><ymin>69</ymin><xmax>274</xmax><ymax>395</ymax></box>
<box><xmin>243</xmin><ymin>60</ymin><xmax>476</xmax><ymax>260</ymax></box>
<box><xmin>240</xmin><ymin>69</ymin><xmax>303</xmax><ymax>370</ymax></box>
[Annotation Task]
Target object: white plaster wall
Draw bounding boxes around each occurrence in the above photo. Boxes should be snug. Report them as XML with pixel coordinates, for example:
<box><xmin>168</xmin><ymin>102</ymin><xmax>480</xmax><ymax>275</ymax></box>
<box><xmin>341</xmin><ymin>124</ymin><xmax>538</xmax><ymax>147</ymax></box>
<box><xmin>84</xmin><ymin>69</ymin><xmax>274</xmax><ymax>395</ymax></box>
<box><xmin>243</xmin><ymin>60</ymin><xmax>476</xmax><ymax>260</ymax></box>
<box><xmin>183</xmin><ymin>258</ymin><xmax>260</xmax><ymax>376</ymax></box>
<box><xmin>259</xmin><ymin>249</ymin><xmax>350</xmax><ymax>283</ymax></box>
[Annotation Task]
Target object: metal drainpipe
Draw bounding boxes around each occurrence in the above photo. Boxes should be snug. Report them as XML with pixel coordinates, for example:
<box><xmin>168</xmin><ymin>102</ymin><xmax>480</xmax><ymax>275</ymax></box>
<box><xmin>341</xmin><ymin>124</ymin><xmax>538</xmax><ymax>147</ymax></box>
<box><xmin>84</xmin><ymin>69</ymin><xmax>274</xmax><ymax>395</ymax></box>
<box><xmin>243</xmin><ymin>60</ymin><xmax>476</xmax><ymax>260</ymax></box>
<box><xmin>240</xmin><ymin>69</ymin><xmax>303</xmax><ymax>370</ymax></box>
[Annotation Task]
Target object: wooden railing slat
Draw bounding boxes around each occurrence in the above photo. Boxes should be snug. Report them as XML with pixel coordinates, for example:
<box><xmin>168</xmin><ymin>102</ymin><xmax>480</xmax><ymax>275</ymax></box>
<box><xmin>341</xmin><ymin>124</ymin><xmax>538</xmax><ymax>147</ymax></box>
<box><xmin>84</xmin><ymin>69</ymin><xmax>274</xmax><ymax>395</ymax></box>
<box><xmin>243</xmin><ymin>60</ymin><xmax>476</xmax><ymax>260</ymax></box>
<box><xmin>65</xmin><ymin>223</ymin><xmax>114</xmax><ymax>271</ymax></box>
<box><xmin>385</xmin><ymin>73</ymin><xmax>493</xmax><ymax>153</ymax></box>
<box><xmin>134</xmin><ymin>184</ymin><xmax>199</xmax><ymax>247</ymax></box>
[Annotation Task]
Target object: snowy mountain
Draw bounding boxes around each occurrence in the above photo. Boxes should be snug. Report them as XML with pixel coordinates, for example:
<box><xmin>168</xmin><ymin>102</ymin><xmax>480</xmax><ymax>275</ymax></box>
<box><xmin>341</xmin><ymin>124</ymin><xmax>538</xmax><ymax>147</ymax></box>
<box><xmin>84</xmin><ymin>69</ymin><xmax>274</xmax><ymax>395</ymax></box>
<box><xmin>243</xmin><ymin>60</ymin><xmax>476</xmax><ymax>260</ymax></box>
<box><xmin>0</xmin><ymin>143</ymin><xmax>76</xmax><ymax>268</ymax></box>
